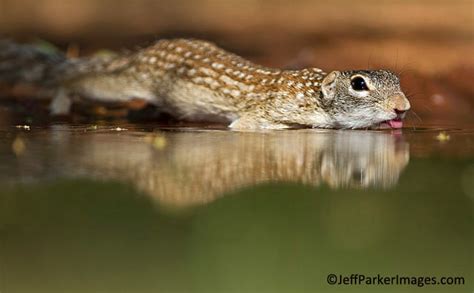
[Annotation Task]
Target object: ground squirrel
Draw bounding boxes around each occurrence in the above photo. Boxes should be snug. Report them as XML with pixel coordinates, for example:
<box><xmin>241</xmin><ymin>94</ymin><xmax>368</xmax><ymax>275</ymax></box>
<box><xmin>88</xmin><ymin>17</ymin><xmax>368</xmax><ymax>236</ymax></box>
<box><xmin>0</xmin><ymin>39</ymin><xmax>411</xmax><ymax>129</ymax></box>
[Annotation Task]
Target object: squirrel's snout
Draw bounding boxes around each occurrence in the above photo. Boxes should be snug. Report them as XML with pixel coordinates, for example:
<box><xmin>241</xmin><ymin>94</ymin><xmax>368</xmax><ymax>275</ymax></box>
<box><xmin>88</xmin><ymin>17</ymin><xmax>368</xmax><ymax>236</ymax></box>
<box><xmin>389</xmin><ymin>94</ymin><xmax>411</xmax><ymax>115</ymax></box>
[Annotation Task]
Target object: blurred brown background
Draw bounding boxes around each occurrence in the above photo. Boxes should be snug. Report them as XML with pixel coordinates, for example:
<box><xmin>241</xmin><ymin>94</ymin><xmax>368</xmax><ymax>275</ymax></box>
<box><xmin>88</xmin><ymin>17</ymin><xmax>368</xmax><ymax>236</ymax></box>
<box><xmin>1</xmin><ymin>0</ymin><xmax>473</xmax><ymax>124</ymax></box>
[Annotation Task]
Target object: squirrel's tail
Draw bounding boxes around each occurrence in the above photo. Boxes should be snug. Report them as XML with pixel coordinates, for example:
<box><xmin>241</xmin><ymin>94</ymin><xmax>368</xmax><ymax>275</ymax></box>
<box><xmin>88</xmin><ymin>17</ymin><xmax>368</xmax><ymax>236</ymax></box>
<box><xmin>0</xmin><ymin>40</ymin><xmax>71</xmax><ymax>87</ymax></box>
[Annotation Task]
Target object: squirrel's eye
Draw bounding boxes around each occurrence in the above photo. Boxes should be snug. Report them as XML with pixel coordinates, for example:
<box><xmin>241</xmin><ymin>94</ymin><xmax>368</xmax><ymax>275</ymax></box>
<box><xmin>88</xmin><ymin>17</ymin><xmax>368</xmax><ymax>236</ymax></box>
<box><xmin>351</xmin><ymin>76</ymin><xmax>369</xmax><ymax>91</ymax></box>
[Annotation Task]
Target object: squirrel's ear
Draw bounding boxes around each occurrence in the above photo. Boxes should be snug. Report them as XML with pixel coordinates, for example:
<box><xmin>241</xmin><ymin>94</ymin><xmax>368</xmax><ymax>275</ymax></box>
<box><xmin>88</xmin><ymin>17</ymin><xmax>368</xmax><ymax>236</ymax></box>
<box><xmin>321</xmin><ymin>71</ymin><xmax>340</xmax><ymax>99</ymax></box>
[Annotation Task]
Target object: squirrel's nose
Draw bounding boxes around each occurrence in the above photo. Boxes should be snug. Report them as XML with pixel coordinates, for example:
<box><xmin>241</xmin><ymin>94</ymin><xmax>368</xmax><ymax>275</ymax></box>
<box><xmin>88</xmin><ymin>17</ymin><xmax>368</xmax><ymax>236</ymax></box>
<box><xmin>390</xmin><ymin>94</ymin><xmax>411</xmax><ymax>114</ymax></box>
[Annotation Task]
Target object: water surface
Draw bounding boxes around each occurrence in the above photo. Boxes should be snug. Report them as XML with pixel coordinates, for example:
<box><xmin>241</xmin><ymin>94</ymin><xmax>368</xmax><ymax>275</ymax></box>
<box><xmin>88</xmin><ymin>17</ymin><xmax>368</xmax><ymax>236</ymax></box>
<box><xmin>0</xmin><ymin>121</ymin><xmax>472</xmax><ymax>293</ymax></box>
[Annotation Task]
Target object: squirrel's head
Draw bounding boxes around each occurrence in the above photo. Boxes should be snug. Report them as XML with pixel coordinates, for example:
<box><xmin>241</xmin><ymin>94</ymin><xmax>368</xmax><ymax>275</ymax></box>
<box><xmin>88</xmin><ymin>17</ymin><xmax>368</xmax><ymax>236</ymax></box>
<box><xmin>320</xmin><ymin>70</ymin><xmax>410</xmax><ymax>129</ymax></box>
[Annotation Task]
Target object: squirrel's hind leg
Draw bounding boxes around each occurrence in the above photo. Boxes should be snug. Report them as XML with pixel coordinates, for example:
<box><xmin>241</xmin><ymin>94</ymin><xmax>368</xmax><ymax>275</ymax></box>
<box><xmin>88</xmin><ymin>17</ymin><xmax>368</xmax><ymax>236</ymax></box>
<box><xmin>49</xmin><ymin>88</ymin><xmax>72</xmax><ymax>115</ymax></box>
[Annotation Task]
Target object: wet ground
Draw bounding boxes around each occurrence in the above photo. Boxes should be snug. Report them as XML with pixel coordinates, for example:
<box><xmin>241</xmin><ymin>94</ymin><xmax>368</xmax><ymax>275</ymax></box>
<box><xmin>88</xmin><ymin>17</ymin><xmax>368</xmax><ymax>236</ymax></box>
<box><xmin>0</xmin><ymin>115</ymin><xmax>473</xmax><ymax>292</ymax></box>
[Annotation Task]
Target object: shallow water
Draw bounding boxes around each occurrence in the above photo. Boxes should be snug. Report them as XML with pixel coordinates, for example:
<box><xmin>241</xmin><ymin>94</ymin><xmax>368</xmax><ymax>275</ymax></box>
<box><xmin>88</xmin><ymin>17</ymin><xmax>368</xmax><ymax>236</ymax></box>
<box><xmin>0</xmin><ymin>121</ymin><xmax>473</xmax><ymax>292</ymax></box>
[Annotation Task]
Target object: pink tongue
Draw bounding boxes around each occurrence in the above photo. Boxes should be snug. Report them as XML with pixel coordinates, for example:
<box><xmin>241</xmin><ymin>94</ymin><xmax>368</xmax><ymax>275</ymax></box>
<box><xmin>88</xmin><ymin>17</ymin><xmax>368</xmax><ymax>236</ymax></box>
<box><xmin>388</xmin><ymin>119</ymin><xmax>403</xmax><ymax>129</ymax></box>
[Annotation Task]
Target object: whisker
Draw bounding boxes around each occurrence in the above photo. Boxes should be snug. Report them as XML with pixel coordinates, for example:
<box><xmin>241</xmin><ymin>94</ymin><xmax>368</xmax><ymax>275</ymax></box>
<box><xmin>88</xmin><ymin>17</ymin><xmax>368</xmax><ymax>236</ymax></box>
<box><xmin>396</xmin><ymin>61</ymin><xmax>418</xmax><ymax>77</ymax></box>
<box><xmin>398</xmin><ymin>67</ymin><xmax>417</xmax><ymax>77</ymax></box>
<box><xmin>367</xmin><ymin>52</ymin><xmax>373</xmax><ymax>69</ymax></box>
<box><xmin>407</xmin><ymin>97</ymin><xmax>433</xmax><ymax>113</ymax></box>
<box><xmin>406</xmin><ymin>91</ymin><xmax>423</xmax><ymax>97</ymax></box>
<box><xmin>393</xmin><ymin>48</ymin><xmax>399</xmax><ymax>73</ymax></box>
<box><xmin>407</xmin><ymin>116</ymin><xmax>418</xmax><ymax>131</ymax></box>
<box><xmin>404</xmin><ymin>111</ymin><xmax>422</xmax><ymax>131</ymax></box>
<box><xmin>367</xmin><ymin>52</ymin><xmax>378</xmax><ymax>70</ymax></box>
<box><xmin>409</xmin><ymin>110</ymin><xmax>423</xmax><ymax>123</ymax></box>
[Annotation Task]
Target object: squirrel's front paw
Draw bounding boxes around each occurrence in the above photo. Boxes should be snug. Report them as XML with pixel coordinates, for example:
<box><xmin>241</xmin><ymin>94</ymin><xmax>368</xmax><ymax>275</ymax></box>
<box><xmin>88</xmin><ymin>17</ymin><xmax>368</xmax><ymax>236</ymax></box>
<box><xmin>229</xmin><ymin>115</ymin><xmax>290</xmax><ymax>130</ymax></box>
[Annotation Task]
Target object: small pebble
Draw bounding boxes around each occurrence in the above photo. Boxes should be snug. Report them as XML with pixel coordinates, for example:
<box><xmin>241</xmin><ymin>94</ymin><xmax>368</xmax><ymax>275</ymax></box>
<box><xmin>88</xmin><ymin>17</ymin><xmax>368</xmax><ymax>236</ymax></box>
<box><xmin>12</xmin><ymin>137</ymin><xmax>26</xmax><ymax>156</ymax></box>
<box><xmin>435</xmin><ymin>132</ymin><xmax>450</xmax><ymax>142</ymax></box>
<box><xmin>15</xmin><ymin>125</ymin><xmax>30</xmax><ymax>130</ymax></box>
<box><xmin>144</xmin><ymin>134</ymin><xmax>167</xmax><ymax>150</ymax></box>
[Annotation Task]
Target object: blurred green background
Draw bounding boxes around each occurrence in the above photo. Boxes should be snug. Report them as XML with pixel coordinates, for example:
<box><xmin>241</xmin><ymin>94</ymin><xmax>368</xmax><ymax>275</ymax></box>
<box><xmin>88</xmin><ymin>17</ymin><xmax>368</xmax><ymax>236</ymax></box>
<box><xmin>1</xmin><ymin>159</ymin><xmax>472</xmax><ymax>293</ymax></box>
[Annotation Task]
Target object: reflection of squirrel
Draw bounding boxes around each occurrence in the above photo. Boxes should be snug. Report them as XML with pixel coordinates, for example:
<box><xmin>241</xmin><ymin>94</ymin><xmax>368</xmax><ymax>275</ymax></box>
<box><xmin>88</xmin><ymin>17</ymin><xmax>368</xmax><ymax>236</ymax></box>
<box><xmin>9</xmin><ymin>130</ymin><xmax>406</xmax><ymax>208</ymax></box>
<box><xmin>0</xmin><ymin>39</ymin><xmax>410</xmax><ymax>129</ymax></box>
